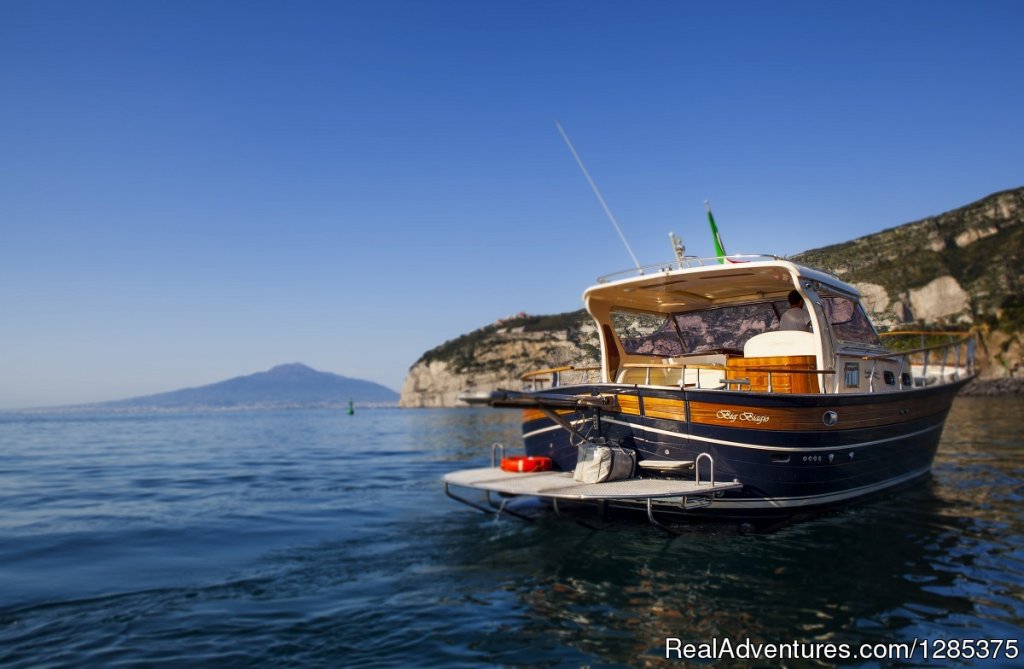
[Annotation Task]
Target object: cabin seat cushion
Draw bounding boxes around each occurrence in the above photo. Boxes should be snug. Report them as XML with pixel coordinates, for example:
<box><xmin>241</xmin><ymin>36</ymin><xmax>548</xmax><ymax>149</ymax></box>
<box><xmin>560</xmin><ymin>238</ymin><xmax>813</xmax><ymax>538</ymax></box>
<box><xmin>743</xmin><ymin>331</ymin><xmax>817</xmax><ymax>358</ymax></box>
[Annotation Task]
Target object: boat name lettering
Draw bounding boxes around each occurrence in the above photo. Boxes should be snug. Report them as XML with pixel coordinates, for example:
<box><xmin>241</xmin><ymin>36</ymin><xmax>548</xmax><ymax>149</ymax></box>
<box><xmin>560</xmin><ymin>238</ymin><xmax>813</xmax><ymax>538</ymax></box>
<box><xmin>715</xmin><ymin>409</ymin><xmax>770</xmax><ymax>424</ymax></box>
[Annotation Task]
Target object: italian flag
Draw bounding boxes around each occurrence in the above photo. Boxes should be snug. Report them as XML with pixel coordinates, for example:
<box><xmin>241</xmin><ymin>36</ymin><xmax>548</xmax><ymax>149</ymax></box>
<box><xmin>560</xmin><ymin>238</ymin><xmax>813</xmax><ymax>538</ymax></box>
<box><xmin>706</xmin><ymin>201</ymin><xmax>727</xmax><ymax>263</ymax></box>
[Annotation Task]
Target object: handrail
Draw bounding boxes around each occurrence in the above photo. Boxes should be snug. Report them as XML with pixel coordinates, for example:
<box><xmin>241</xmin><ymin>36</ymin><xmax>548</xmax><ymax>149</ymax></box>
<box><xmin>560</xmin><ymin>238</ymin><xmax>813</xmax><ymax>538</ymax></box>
<box><xmin>878</xmin><ymin>330</ymin><xmax>972</xmax><ymax>337</ymax></box>
<box><xmin>520</xmin><ymin>365</ymin><xmax>602</xmax><ymax>390</ymax></box>
<box><xmin>619</xmin><ymin>362</ymin><xmax>835</xmax><ymax>375</ymax></box>
<box><xmin>516</xmin><ymin>331</ymin><xmax>973</xmax><ymax>394</ymax></box>
<box><xmin>521</xmin><ymin>365</ymin><xmax>589</xmax><ymax>380</ymax></box>
<box><xmin>597</xmin><ymin>254</ymin><xmax>782</xmax><ymax>283</ymax></box>
<box><xmin>864</xmin><ymin>331</ymin><xmax>975</xmax><ymax>389</ymax></box>
<box><xmin>859</xmin><ymin>333</ymin><xmax>975</xmax><ymax>362</ymax></box>
<box><xmin>695</xmin><ymin>452</ymin><xmax>715</xmax><ymax>486</ymax></box>
<box><xmin>619</xmin><ymin>362</ymin><xmax>836</xmax><ymax>393</ymax></box>
<box><xmin>618</xmin><ymin>362</ymin><xmax>728</xmax><ymax>371</ymax></box>
<box><xmin>617</xmin><ymin>361</ymin><xmax>730</xmax><ymax>389</ymax></box>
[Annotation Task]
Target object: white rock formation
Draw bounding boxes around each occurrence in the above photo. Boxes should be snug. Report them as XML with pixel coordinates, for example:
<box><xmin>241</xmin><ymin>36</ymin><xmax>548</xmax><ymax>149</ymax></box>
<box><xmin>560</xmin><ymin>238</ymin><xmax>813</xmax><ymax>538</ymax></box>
<box><xmin>955</xmin><ymin>226</ymin><xmax>999</xmax><ymax>247</ymax></box>
<box><xmin>908</xmin><ymin>276</ymin><xmax>972</xmax><ymax>321</ymax></box>
<box><xmin>853</xmin><ymin>282</ymin><xmax>891</xmax><ymax>314</ymax></box>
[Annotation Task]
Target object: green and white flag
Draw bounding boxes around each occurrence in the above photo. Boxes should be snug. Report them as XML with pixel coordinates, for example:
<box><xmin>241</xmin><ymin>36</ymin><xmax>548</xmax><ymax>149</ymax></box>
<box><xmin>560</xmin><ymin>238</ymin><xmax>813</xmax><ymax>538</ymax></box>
<box><xmin>706</xmin><ymin>201</ymin><xmax>727</xmax><ymax>264</ymax></box>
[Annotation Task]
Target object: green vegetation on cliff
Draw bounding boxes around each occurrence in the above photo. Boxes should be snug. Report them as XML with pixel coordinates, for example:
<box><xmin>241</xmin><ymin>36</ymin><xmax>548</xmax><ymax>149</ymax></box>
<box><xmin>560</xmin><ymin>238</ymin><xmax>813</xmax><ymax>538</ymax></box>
<box><xmin>792</xmin><ymin>187</ymin><xmax>1023</xmax><ymax>373</ymax></box>
<box><xmin>415</xmin><ymin>310</ymin><xmax>593</xmax><ymax>373</ymax></box>
<box><xmin>793</xmin><ymin>187</ymin><xmax>1023</xmax><ymax>329</ymax></box>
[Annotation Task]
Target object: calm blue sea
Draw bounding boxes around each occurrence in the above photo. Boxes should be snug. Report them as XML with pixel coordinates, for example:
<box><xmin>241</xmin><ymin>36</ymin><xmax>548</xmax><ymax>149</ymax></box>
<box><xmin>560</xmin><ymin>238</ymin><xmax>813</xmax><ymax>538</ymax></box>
<box><xmin>1</xmin><ymin>399</ymin><xmax>1022</xmax><ymax>668</ymax></box>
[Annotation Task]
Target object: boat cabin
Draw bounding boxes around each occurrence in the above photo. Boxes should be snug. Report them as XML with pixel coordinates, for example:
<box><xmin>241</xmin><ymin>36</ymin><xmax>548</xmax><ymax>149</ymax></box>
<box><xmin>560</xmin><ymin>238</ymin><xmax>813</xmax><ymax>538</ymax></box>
<box><xmin>584</xmin><ymin>257</ymin><xmax>904</xmax><ymax>394</ymax></box>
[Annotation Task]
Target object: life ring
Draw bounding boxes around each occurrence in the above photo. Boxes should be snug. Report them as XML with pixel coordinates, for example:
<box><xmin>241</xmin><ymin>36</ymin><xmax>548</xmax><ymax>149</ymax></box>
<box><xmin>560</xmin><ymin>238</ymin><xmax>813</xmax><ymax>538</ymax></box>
<box><xmin>500</xmin><ymin>455</ymin><xmax>553</xmax><ymax>473</ymax></box>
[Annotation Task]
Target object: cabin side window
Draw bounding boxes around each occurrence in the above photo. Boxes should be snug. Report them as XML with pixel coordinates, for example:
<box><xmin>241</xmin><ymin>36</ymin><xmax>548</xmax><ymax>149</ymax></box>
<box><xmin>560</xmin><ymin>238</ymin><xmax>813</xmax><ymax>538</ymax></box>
<box><xmin>820</xmin><ymin>295</ymin><xmax>881</xmax><ymax>346</ymax></box>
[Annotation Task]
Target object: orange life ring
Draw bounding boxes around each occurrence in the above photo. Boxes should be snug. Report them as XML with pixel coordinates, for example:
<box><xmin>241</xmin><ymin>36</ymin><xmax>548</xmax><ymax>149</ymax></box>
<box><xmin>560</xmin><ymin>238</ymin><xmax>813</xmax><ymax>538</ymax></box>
<box><xmin>500</xmin><ymin>455</ymin><xmax>553</xmax><ymax>473</ymax></box>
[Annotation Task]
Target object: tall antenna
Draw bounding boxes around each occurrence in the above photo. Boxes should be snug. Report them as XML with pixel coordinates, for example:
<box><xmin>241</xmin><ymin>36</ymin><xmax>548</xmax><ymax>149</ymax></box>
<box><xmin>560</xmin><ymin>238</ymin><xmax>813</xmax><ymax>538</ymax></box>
<box><xmin>556</xmin><ymin>122</ymin><xmax>641</xmax><ymax>270</ymax></box>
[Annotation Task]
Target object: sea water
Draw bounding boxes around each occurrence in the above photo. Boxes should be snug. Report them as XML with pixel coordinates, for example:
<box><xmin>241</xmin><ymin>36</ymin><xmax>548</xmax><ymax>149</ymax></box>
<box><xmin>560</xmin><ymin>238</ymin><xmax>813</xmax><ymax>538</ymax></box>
<box><xmin>0</xmin><ymin>398</ymin><xmax>1022</xmax><ymax>668</ymax></box>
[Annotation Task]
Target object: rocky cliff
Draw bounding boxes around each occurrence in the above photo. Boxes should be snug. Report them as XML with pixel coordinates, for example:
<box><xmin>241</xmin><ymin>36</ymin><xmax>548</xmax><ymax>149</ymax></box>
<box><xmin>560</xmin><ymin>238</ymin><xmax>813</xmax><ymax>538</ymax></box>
<box><xmin>399</xmin><ymin>312</ymin><xmax>600</xmax><ymax>407</ymax></box>
<box><xmin>793</xmin><ymin>186</ymin><xmax>1023</xmax><ymax>378</ymax></box>
<box><xmin>402</xmin><ymin>187</ymin><xmax>1024</xmax><ymax>406</ymax></box>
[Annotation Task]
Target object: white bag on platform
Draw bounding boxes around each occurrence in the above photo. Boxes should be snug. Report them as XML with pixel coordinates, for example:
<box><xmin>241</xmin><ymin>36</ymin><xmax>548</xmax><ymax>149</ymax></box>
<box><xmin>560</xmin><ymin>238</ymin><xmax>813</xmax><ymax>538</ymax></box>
<box><xmin>573</xmin><ymin>442</ymin><xmax>635</xmax><ymax>483</ymax></box>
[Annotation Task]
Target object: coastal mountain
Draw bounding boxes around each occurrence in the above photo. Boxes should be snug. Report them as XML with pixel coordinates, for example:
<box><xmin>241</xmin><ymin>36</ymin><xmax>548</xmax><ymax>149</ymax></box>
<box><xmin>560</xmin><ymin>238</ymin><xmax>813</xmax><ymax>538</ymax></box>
<box><xmin>100</xmin><ymin>363</ymin><xmax>399</xmax><ymax>410</ymax></box>
<box><xmin>401</xmin><ymin>186</ymin><xmax>1024</xmax><ymax>406</ymax></box>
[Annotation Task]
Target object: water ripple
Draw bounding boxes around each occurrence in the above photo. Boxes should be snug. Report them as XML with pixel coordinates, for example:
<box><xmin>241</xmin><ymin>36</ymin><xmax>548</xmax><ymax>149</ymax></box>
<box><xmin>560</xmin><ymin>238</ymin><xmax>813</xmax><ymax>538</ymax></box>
<box><xmin>0</xmin><ymin>402</ymin><xmax>1022</xmax><ymax>667</ymax></box>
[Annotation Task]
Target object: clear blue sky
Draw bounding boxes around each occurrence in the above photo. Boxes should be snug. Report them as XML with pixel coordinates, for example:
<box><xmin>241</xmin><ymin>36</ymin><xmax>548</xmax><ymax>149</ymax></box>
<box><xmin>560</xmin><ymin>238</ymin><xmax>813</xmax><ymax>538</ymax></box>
<box><xmin>2</xmin><ymin>0</ymin><xmax>1022</xmax><ymax>408</ymax></box>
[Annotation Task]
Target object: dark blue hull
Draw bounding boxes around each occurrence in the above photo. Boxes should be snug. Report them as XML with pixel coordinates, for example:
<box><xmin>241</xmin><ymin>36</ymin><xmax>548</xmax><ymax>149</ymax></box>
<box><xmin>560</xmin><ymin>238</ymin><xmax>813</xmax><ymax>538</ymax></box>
<box><xmin>521</xmin><ymin>381</ymin><xmax>968</xmax><ymax>519</ymax></box>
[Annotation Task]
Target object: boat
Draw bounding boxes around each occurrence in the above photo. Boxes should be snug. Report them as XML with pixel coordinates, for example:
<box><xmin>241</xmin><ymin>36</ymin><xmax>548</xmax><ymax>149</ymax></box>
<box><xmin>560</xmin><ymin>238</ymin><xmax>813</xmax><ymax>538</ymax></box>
<box><xmin>443</xmin><ymin>254</ymin><xmax>976</xmax><ymax>527</ymax></box>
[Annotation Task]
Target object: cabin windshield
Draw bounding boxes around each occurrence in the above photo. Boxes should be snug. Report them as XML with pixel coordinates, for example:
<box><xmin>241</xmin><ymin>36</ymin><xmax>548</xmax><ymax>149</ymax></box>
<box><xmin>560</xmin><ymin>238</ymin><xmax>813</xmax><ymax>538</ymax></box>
<box><xmin>820</xmin><ymin>295</ymin><xmax>881</xmax><ymax>346</ymax></box>
<box><xmin>613</xmin><ymin>302</ymin><xmax>786</xmax><ymax>356</ymax></box>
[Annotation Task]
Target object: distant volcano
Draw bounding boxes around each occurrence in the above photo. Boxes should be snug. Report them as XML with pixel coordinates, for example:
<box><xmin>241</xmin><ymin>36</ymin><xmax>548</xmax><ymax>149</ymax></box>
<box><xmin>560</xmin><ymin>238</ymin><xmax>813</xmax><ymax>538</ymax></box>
<box><xmin>96</xmin><ymin>363</ymin><xmax>398</xmax><ymax>410</ymax></box>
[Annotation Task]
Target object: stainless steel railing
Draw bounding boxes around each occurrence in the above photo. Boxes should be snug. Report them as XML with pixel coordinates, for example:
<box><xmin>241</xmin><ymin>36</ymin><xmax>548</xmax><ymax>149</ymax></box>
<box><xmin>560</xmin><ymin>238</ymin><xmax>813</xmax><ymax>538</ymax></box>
<box><xmin>596</xmin><ymin>254</ymin><xmax>782</xmax><ymax>283</ymax></box>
